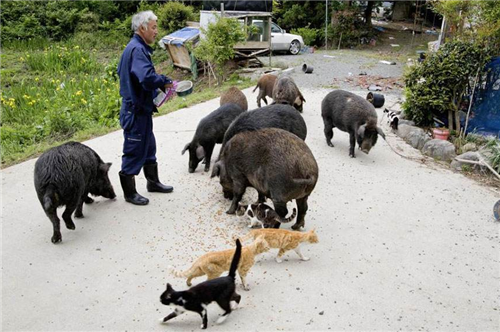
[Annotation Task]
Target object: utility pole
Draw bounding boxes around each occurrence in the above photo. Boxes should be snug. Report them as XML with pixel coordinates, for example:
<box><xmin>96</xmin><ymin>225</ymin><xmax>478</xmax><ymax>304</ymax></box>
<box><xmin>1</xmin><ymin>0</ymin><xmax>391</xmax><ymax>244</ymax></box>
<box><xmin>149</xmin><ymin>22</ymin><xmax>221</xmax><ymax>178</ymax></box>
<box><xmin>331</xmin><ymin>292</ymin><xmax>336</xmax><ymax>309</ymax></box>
<box><xmin>325</xmin><ymin>0</ymin><xmax>328</xmax><ymax>50</ymax></box>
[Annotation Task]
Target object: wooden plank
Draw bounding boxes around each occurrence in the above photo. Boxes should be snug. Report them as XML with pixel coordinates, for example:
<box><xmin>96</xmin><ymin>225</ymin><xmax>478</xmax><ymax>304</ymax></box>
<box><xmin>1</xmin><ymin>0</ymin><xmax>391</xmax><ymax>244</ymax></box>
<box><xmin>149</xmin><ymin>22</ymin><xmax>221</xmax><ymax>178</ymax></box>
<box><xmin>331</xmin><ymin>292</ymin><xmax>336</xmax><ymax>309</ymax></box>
<box><xmin>166</xmin><ymin>44</ymin><xmax>192</xmax><ymax>70</ymax></box>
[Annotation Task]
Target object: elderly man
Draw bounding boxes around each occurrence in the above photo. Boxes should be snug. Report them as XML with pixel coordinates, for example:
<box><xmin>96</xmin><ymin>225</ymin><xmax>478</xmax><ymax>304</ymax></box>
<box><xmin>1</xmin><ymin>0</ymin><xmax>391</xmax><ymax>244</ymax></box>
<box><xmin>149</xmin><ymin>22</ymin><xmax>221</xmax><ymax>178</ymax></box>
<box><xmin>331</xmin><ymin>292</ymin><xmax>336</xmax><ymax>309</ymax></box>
<box><xmin>117</xmin><ymin>10</ymin><xmax>174</xmax><ymax>206</ymax></box>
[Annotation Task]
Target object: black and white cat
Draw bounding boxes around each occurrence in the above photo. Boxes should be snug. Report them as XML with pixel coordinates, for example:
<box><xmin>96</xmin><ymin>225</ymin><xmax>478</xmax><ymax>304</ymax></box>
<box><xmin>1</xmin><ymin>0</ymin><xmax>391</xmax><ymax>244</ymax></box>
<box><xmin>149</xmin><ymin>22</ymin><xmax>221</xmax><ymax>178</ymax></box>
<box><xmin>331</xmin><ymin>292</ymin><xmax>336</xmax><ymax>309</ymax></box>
<box><xmin>384</xmin><ymin>108</ymin><xmax>399</xmax><ymax>130</ymax></box>
<box><xmin>236</xmin><ymin>202</ymin><xmax>297</xmax><ymax>229</ymax></box>
<box><xmin>160</xmin><ymin>239</ymin><xmax>242</xmax><ymax>329</ymax></box>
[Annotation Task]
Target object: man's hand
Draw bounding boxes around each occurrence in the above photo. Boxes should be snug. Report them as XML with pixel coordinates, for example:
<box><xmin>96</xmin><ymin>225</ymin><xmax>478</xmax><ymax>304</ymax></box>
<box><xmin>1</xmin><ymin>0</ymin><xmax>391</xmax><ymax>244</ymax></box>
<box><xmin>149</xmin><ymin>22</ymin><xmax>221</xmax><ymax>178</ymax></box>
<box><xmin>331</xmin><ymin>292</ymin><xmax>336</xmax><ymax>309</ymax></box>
<box><xmin>165</xmin><ymin>83</ymin><xmax>174</xmax><ymax>89</ymax></box>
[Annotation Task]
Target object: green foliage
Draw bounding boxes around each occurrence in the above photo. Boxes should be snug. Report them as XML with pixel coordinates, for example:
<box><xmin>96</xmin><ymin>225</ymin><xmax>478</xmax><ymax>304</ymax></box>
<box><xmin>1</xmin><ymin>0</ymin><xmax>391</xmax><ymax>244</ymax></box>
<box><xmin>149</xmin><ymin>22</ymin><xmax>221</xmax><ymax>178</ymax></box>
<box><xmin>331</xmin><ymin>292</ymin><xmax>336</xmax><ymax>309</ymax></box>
<box><xmin>431</xmin><ymin>0</ymin><xmax>500</xmax><ymax>51</ymax></box>
<box><xmin>23</xmin><ymin>45</ymin><xmax>102</xmax><ymax>74</ymax></box>
<box><xmin>330</xmin><ymin>7</ymin><xmax>366</xmax><ymax>48</ymax></box>
<box><xmin>0</xmin><ymin>0</ymin><xmax>137</xmax><ymax>44</ymax></box>
<box><xmin>486</xmin><ymin>139</ymin><xmax>500</xmax><ymax>173</ymax></box>
<box><xmin>274</xmin><ymin>1</ymin><xmax>326</xmax><ymax>32</ymax></box>
<box><xmin>156</xmin><ymin>2</ymin><xmax>196</xmax><ymax>35</ymax></box>
<box><xmin>403</xmin><ymin>40</ymin><xmax>491</xmax><ymax>126</ymax></box>
<box><xmin>192</xmin><ymin>16</ymin><xmax>245</xmax><ymax>85</ymax></box>
<box><xmin>1</xmin><ymin>40</ymin><xmax>121</xmax><ymax>163</ymax></box>
<box><xmin>291</xmin><ymin>27</ymin><xmax>320</xmax><ymax>47</ymax></box>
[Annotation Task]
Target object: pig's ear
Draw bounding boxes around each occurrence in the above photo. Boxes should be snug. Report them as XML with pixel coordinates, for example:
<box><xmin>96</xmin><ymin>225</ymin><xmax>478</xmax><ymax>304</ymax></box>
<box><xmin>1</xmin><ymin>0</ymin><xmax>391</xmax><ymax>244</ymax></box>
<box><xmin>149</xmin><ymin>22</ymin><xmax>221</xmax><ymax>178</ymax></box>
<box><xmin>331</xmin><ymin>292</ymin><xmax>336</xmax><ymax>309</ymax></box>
<box><xmin>211</xmin><ymin>162</ymin><xmax>220</xmax><ymax>178</ymax></box>
<box><xmin>357</xmin><ymin>124</ymin><xmax>366</xmax><ymax>137</ymax></box>
<box><xmin>300</xmin><ymin>92</ymin><xmax>306</xmax><ymax>103</ymax></box>
<box><xmin>181</xmin><ymin>142</ymin><xmax>190</xmax><ymax>155</ymax></box>
<box><xmin>196</xmin><ymin>145</ymin><xmax>205</xmax><ymax>160</ymax></box>
<box><xmin>100</xmin><ymin>163</ymin><xmax>112</xmax><ymax>173</ymax></box>
<box><xmin>377</xmin><ymin>127</ymin><xmax>386</xmax><ymax>140</ymax></box>
<box><xmin>166</xmin><ymin>283</ymin><xmax>173</xmax><ymax>291</ymax></box>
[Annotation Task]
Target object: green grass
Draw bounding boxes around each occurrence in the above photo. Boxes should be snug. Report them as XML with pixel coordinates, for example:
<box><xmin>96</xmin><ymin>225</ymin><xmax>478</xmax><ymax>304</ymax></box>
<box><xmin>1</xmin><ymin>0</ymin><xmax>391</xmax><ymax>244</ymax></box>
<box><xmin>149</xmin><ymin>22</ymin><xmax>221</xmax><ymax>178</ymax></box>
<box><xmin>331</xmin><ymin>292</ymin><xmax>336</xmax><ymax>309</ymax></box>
<box><xmin>1</xmin><ymin>38</ymin><xmax>255</xmax><ymax>168</ymax></box>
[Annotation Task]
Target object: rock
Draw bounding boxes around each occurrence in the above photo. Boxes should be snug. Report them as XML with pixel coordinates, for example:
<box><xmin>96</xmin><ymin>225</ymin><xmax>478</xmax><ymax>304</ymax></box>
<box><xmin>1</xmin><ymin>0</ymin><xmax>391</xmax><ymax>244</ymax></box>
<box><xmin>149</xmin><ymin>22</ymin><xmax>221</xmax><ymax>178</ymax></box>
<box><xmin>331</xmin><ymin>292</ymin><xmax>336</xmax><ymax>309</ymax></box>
<box><xmin>422</xmin><ymin>139</ymin><xmax>457</xmax><ymax>162</ymax></box>
<box><xmin>396</xmin><ymin>124</ymin><xmax>429</xmax><ymax>148</ymax></box>
<box><xmin>451</xmin><ymin>151</ymin><xmax>486</xmax><ymax>172</ymax></box>
<box><xmin>462</xmin><ymin>143</ymin><xmax>478</xmax><ymax>153</ymax></box>
<box><xmin>395</xmin><ymin>124</ymin><xmax>413</xmax><ymax>139</ymax></box>
<box><xmin>406</xmin><ymin>127</ymin><xmax>430</xmax><ymax>150</ymax></box>
<box><xmin>398</xmin><ymin>119</ymin><xmax>415</xmax><ymax>126</ymax></box>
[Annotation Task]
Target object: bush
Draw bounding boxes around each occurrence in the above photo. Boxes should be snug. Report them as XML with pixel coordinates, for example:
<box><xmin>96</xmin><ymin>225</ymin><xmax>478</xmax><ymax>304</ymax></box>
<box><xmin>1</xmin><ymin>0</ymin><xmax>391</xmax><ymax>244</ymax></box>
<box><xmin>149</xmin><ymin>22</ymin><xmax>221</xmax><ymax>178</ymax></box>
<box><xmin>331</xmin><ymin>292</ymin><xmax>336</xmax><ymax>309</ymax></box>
<box><xmin>403</xmin><ymin>40</ymin><xmax>491</xmax><ymax>129</ymax></box>
<box><xmin>193</xmin><ymin>16</ymin><xmax>245</xmax><ymax>85</ymax></box>
<box><xmin>156</xmin><ymin>2</ymin><xmax>196</xmax><ymax>35</ymax></box>
<box><xmin>291</xmin><ymin>27</ymin><xmax>320</xmax><ymax>46</ymax></box>
<box><xmin>330</xmin><ymin>8</ymin><xmax>365</xmax><ymax>48</ymax></box>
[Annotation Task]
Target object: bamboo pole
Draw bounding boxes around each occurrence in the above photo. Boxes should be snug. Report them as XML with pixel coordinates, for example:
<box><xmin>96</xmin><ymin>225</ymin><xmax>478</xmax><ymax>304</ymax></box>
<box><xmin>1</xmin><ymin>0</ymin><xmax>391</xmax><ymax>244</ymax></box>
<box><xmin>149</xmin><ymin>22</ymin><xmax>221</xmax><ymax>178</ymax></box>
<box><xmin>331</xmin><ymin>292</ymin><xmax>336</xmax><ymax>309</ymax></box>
<box><xmin>455</xmin><ymin>158</ymin><xmax>500</xmax><ymax>181</ymax></box>
<box><xmin>463</xmin><ymin>70</ymin><xmax>480</xmax><ymax>138</ymax></box>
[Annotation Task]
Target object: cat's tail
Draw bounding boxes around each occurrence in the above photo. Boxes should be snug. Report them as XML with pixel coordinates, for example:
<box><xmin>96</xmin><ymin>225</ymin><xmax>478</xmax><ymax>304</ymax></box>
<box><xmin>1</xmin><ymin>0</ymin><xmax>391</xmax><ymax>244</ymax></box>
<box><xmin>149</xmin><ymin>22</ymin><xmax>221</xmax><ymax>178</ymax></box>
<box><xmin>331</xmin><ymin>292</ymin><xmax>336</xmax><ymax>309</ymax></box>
<box><xmin>168</xmin><ymin>265</ymin><xmax>193</xmax><ymax>279</ymax></box>
<box><xmin>279</xmin><ymin>208</ymin><xmax>297</xmax><ymax>223</ymax></box>
<box><xmin>228</xmin><ymin>239</ymin><xmax>242</xmax><ymax>279</ymax></box>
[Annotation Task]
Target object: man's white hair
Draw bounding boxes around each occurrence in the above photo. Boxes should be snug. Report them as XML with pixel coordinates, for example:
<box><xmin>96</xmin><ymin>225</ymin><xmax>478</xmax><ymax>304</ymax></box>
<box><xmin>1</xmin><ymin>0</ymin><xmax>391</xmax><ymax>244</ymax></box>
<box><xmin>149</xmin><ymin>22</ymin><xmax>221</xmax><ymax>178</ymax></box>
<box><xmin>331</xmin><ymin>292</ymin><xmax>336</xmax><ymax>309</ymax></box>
<box><xmin>131</xmin><ymin>10</ymin><xmax>157</xmax><ymax>32</ymax></box>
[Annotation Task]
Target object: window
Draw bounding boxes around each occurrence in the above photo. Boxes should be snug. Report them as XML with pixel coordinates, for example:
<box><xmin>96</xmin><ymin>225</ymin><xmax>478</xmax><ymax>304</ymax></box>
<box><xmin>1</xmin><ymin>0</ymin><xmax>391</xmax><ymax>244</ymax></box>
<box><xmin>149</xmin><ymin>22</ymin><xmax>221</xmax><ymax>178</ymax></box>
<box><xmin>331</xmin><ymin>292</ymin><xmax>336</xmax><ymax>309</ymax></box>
<box><xmin>271</xmin><ymin>23</ymin><xmax>281</xmax><ymax>33</ymax></box>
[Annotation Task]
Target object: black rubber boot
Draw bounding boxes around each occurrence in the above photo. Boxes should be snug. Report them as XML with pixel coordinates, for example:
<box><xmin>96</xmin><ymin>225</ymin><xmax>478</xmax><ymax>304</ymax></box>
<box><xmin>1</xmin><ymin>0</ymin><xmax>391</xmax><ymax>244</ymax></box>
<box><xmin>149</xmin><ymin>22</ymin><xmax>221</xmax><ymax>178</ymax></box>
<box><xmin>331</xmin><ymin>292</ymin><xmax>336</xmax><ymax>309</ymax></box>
<box><xmin>119</xmin><ymin>172</ymin><xmax>149</xmax><ymax>205</ymax></box>
<box><xmin>143</xmin><ymin>163</ymin><xmax>174</xmax><ymax>193</ymax></box>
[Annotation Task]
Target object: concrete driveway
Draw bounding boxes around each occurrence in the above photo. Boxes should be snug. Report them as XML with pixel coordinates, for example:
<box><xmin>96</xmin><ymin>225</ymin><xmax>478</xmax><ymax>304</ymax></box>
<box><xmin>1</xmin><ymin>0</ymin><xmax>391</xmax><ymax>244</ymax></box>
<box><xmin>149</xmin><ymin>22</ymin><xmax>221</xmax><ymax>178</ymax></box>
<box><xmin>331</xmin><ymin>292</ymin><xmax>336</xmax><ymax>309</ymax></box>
<box><xmin>2</xmin><ymin>87</ymin><xmax>499</xmax><ymax>331</ymax></box>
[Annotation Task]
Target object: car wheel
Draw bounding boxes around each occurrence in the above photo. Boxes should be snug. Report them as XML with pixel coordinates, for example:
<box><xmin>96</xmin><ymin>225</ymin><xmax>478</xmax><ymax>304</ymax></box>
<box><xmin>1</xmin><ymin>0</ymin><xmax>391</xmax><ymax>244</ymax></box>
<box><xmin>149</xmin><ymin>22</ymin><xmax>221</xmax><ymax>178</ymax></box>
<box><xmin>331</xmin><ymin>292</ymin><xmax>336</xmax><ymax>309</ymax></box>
<box><xmin>289</xmin><ymin>40</ymin><xmax>301</xmax><ymax>55</ymax></box>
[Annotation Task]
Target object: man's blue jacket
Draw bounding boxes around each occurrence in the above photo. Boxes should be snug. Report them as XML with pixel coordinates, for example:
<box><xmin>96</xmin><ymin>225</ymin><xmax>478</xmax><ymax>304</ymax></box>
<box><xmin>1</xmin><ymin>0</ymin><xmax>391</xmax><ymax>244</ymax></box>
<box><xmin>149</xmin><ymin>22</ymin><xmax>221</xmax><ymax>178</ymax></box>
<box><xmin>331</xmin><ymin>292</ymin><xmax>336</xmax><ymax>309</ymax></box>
<box><xmin>117</xmin><ymin>34</ymin><xmax>172</xmax><ymax>114</ymax></box>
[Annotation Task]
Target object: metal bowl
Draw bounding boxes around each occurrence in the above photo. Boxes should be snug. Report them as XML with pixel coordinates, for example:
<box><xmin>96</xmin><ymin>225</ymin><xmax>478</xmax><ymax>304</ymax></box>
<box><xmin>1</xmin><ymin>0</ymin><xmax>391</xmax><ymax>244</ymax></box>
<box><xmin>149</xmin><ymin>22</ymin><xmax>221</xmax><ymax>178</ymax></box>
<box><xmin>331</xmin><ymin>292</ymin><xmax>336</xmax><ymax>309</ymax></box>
<box><xmin>176</xmin><ymin>80</ymin><xmax>193</xmax><ymax>97</ymax></box>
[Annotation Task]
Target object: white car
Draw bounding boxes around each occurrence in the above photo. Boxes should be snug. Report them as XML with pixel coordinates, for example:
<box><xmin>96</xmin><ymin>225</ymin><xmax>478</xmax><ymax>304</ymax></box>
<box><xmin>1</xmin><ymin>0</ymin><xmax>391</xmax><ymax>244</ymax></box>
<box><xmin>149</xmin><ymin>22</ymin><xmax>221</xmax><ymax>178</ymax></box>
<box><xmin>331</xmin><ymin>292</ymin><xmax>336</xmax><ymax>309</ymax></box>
<box><xmin>254</xmin><ymin>21</ymin><xmax>304</xmax><ymax>55</ymax></box>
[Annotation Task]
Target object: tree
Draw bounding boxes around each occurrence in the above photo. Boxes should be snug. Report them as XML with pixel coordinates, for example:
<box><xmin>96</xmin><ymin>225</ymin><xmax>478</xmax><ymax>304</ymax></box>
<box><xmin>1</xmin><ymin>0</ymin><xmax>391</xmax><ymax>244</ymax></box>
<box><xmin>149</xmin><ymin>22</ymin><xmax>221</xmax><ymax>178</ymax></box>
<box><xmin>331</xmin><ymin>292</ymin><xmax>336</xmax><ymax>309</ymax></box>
<box><xmin>403</xmin><ymin>40</ymin><xmax>491</xmax><ymax>132</ymax></box>
<box><xmin>364</xmin><ymin>1</ymin><xmax>375</xmax><ymax>28</ymax></box>
<box><xmin>431</xmin><ymin>0</ymin><xmax>500</xmax><ymax>49</ymax></box>
<box><xmin>192</xmin><ymin>15</ymin><xmax>245</xmax><ymax>86</ymax></box>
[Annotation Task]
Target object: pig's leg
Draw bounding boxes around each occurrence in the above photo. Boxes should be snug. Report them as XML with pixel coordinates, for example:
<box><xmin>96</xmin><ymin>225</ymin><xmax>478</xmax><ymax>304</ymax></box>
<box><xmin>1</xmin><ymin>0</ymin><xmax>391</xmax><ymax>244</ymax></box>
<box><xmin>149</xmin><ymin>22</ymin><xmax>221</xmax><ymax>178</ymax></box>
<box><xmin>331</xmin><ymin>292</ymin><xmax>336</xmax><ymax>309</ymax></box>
<box><xmin>257</xmin><ymin>192</ymin><xmax>266</xmax><ymax>203</ymax></box>
<box><xmin>203</xmin><ymin>143</ymin><xmax>216</xmax><ymax>172</ymax></box>
<box><xmin>227</xmin><ymin>181</ymin><xmax>246</xmax><ymax>214</ymax></box>
<box><xmin>62</xmin><ymin>201</ymin><xmax>77</xmax><ymax>230</ymax></box>
<box><xmin>84</xmin><ymin>195</ymin><xmax>94</xmax><ymax>204</ymax></box>
<box><xmin>74</xmin><ymin>195</ymin><xmax>86</xmax><ymax>218</ymax></box>
<box><xmin>348</xmin><ymin>130</ymin><xmax>356</xmax><ymax>158</ymax></box>
<box><xmin>273</xmin><ymin>201</ymin><xmax>288</xmax><ymax>229</ymax></box>
<box><xmin>292</xmin><ymin>196</ymin><xmax>308</xmax><ymax>230</ymax></box>
<box><xmin>262</xmin><ymin>96</ymin><xmax>268</xmax><ymax>105</ymax></box>
<box><xmin>323</xmin><ymin>118</ymin><xmax>334</xmax><ymax>147</ymax></box>
<box><xmin>257</xmin><ymin>90</ymin><xmax>264</xmax><ymax>107</ymax></box>
<box><xmin>45</xmin><ymin>208</ymin><xmax>62</xmax><ymax>244</ymax></box>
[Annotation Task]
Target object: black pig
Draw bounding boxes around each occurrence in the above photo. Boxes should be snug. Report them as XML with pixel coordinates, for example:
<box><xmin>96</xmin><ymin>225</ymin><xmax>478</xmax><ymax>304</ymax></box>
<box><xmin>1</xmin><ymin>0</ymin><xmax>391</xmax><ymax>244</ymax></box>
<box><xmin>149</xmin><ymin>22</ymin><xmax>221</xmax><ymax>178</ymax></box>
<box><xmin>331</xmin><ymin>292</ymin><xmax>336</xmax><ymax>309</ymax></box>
<box><xmin>34</xmin><ymin>142</ymin><xmax>116</xmax><ymax>244</ymax></box>
<box><xmin>219</xmin><ymin>104</ymin><xmax>307</xmax><ymax>158</ymax></box>
<box><xmin>212</xmin><ymin>128</ymin><xmax>318</xmax><ymax>230</ymax></box>
<box><xmin>321</xmin><ymin>90</ymin><xmax>385</xmax><ymax>158</ymax></box>
<box><xmin>182</xmin><ymin>103</ymin><xmax>245</xmax><ymax>173</ymax></box>
<box><xmin>272</xmin><ymin>76</ymin><xmax>306</xmax><ymax>112</ymax></box>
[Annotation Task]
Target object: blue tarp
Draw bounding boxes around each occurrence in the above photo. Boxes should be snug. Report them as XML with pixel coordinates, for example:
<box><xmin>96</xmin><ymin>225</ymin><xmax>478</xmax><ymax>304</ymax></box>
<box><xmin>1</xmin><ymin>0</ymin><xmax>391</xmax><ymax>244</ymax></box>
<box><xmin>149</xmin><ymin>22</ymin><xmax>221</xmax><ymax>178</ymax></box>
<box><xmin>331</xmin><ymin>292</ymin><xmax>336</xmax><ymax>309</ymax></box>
<box><xmin>466</xmin><ymin>56</ymin><xmax>500</xmax><ymax>136</ymax></box>
<box><xmin>160</xmin><ymin>27</ymin><xmax>199</xmax><ymax>46</ymax></box>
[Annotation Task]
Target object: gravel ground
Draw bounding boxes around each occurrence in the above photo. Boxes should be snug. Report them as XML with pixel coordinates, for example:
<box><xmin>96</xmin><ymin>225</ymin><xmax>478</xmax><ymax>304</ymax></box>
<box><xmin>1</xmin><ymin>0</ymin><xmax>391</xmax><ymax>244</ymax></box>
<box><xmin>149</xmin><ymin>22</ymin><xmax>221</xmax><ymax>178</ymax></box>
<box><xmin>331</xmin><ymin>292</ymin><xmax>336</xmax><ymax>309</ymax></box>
<box><xmin>258</xmin><ymin>49</ymin><xmax>406</xmax><ymax>94</ymax></box>
<box><xmin>254</xmin><ymin>21</ymin><xmax>438</xmax><ymax>96</ymax></box>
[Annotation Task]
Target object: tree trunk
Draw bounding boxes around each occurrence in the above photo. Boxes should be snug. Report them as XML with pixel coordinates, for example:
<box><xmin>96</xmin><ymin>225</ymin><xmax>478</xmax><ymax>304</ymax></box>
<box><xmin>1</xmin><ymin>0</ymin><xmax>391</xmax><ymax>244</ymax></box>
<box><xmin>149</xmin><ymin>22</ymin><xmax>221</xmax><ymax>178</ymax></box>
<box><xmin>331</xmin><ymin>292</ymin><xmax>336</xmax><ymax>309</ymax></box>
<box><xmin>454</xmin><ymin>110</ymin><xmax>461</xmax><ymax>134</ymax></box>
<box><xmin>448</xmin><ymin>110</ymin><xmax>454</xmax><ymax>131</ymax></box>
<box><xmin>365</xmin><ymin>1</ymin><xmax>374</xmax><ymax>27</ymax></box>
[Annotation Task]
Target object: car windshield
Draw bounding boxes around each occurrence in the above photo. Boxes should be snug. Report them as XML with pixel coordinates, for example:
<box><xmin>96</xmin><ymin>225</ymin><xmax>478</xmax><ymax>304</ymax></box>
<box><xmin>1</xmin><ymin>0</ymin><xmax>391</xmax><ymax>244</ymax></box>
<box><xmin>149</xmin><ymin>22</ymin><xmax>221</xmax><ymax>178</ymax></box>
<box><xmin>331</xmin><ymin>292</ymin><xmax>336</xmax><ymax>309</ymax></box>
<box><xmin>271</xmin><ymin>23</ymin><xmax>281</xmax><ymax>33</ymax></box>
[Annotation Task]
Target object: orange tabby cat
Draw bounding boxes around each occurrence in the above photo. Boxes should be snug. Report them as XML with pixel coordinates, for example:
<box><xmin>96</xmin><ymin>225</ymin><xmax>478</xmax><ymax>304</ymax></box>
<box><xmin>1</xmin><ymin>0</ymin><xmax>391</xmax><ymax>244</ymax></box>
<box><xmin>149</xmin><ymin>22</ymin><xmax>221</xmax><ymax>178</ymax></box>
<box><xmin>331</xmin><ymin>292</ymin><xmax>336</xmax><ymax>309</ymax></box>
<box><xmin>240</xmin><ymin>228</ymin><xmax>318</xmax><ymax>263</ymax></box>
<box><xmin>168</xmin><ymin>237</ymin><xmax>270</xmax><ymax>290</ymax></box>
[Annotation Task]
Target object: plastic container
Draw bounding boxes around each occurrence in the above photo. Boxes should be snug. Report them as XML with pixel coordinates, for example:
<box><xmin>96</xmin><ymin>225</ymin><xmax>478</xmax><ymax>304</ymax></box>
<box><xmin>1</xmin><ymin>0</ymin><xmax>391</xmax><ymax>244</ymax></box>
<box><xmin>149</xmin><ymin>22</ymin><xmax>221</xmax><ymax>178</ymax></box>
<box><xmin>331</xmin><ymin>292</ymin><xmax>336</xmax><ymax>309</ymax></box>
<box><xmin>432</xmin><ymin>128</ymin><xmax>450</xmax><ymax>140</ymax></box>
<box><xmin>176</xmin><ymin>80</ymin><xmax>193</xmax><ymax>97</ymax></box>
<box><xmin>366</xmin><ymin>92</ymin><xmax>385</xmax><ymax>108</ymax></box>
<box><xmin>302</xmin><ymin>63</ymin><xmax>314</xmax><ymax>74</ymax></box>
<box><xmin>153</xmin><ymin>81</ymin><xmax>178</xmax><ymax>107</ymax></box>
